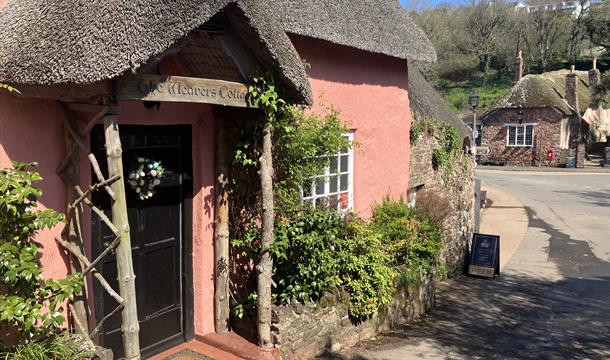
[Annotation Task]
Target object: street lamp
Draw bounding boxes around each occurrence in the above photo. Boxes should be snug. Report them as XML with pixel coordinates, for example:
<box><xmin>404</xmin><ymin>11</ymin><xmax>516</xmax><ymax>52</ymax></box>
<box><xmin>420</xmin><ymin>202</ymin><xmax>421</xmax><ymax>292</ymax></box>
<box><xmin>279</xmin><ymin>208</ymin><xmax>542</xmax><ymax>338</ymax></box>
<box><xmin>517</xmin><ymin>109</ymin><xmax>524</xmax><ymax>124</ymax></box>
<box><xmin>469</xmin><ymin>88</ymin><xmax>480</xmax><ymax>160</ymax></box>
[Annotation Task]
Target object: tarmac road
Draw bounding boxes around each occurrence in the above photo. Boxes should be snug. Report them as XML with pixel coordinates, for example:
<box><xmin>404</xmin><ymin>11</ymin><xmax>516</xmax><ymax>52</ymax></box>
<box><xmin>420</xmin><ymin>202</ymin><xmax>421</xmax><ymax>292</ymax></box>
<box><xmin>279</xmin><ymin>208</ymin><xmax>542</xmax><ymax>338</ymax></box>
<box><xmin>325</xmin><ymin>170</ymin><xmax>610</xmax><ymax>360</ymax></box>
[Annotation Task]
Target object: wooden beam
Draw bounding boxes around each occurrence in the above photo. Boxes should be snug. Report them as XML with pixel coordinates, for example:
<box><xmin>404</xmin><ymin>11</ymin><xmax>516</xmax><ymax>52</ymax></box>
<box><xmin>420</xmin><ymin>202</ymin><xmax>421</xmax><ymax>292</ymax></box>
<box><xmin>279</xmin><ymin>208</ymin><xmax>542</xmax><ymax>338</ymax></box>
<box><xmin>257</xmin><ymin>120</ymin><xmax>274</xmax><ymax>349</ymax></box>
<box><xmin>103</xmin><ymin>113</ymin><xmax>141</xmax><ymax>360</ymax></box>
<box><xmin>116</xmin><ymin>74</ymin><xmax>256</xmax><ymax>108</ymax></box>
<box><xmin>60</xmin><ymin>116</ymin><xmax>90</xmax><ymax>335</ymax></box>
<box><xmin>214</xmin><ymin>119</ymin><xmax>231</xmax><ymax>333</ymax></box>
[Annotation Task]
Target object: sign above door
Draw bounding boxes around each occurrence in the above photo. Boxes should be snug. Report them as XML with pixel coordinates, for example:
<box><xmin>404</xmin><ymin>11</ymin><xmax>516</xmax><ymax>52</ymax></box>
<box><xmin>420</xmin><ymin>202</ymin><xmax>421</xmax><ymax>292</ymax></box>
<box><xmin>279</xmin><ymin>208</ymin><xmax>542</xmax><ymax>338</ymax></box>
<box><xmin>117</xmin><ymin>74</ymin><xmax>256</xmax><ymax>108</ymax></box>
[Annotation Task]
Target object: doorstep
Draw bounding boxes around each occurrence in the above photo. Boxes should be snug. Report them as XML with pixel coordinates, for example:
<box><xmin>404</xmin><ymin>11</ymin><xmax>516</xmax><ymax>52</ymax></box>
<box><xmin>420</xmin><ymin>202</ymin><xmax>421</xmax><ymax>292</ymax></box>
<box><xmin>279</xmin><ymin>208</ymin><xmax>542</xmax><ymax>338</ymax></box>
<box><xmin>148</xmin><ymin>340</ymin><xmax>242</xmax><ymax>360</ymax></box>
<box><xmin>148</xmin><ymin>333</ymin><xmax>280</xmax><ymax>360</ymax></box>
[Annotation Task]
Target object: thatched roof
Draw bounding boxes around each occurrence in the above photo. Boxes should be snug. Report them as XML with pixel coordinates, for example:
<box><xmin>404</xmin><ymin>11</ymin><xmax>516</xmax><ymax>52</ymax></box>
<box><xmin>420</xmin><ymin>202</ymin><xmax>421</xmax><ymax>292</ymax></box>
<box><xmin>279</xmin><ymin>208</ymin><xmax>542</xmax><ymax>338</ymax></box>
<box><xmin>270</xmin><ymin>0</ymin><xmax>436</xmax><ymax>63</ymax></box>
<box><xmin>0</xmin><ymin>0</ymin><xmax>435</xmax><ymax>104</ymax></box>
<box><xmin>496</xmin><ymin>70</ymin><xmax>592</xmax><ymax>115</ymax></box>
<box><xmin>408</xmin><ymin>66</ymin><xmax>470</xmax><ymax>140</ymax></box>
<box><xmin>0</xmin><ymin>0</ymin><xmax>312</xmax><ymax>103</ymax></box>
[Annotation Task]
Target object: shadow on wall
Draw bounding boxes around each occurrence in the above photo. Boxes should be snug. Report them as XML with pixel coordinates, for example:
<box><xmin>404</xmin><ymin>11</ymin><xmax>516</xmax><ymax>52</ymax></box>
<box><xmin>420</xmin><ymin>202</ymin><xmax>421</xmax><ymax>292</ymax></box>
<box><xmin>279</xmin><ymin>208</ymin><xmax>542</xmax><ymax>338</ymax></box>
<box><xmin>290</xmin><ymin>35</ymin><xmax>408</xmax><ymax>89</ymax></box>
<box><xmin>319</xmin><ymin>207</ymin><xmax>610</xmax><ymax>359</ymax></box>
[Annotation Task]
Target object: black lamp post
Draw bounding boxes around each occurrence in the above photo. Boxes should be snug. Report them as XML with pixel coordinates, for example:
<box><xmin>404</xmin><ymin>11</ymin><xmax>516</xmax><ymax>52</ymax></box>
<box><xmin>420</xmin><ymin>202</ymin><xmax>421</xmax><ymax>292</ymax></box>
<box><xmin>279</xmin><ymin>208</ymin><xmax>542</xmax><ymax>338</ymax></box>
<box><xmin>469</xmin><ymin>88</ymin><xmax>480</xmax><ymax>158</ymax></box>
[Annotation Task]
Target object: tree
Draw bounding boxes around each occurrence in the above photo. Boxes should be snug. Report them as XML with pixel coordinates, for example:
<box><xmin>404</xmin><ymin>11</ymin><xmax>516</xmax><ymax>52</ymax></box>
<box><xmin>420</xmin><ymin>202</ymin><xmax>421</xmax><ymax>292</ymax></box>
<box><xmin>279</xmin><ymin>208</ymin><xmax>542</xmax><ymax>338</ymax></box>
<box><xmin>464</xmin><ymin>0</ymin><xmax>511</xmax><ymax>74</ymax></box>
<box><xmin>567</xmin><ymin>0</ymin><xmax>592</xmax><ymax>63</ymax></box>
<box><xmin>583</xmin><ymin>0</ymin><xmax>610</xmax><ymax>51</ymax></box>
<box><xmin>522</xmin><ymin>10</ymin><xmax>571</xmax><ymax>72</ymax></box>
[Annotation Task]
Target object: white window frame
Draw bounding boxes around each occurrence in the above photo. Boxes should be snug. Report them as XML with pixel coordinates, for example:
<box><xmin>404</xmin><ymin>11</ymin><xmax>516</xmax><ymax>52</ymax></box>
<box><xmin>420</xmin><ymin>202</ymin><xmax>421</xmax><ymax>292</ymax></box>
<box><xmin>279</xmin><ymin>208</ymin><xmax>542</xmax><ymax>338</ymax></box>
<box><xmin>301</xmin><ymin>133</ymin><xmax>354</xmax><ymax>211</ymax></box>
<box><xmin>506</xmin><ymin>124</ymin><xmax>536</xmax><ymax>147</ymax></box>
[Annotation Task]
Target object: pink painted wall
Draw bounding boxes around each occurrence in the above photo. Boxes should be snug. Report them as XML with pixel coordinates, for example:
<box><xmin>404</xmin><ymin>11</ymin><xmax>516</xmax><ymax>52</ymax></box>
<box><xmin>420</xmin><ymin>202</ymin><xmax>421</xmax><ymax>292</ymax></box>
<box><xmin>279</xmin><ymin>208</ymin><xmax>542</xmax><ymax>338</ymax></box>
<box><xmin>0</xmin><ymin>91</ymin><xmax>218</xmax><ymax>338</ymax></box>
<box><xmin>0</xmin><ymin>92</ymin><xmax>70</xmax><ymax>281</ymax></box>
<box><xmin>291</xmin><ymin>35</ymin><xmax>413</xmax><ymax>217</ymax></box>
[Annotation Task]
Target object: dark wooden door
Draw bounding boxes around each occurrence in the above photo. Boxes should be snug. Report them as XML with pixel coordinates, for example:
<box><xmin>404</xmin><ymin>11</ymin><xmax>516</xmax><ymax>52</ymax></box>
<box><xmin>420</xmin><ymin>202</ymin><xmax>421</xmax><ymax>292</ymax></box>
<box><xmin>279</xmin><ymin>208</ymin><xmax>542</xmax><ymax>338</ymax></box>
<box><xmin>91</xmin><ymin>125</ymin><xmax>193</xmax><ymax>359</ymax></box>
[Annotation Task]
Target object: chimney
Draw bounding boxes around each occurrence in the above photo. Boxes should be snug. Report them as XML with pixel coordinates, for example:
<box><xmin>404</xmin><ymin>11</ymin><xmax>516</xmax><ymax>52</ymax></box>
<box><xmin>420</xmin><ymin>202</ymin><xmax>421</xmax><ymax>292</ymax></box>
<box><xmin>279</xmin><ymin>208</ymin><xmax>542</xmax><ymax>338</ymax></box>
<box><xmin>589</xmin><ymin>57</ymin><xmax>601</xmax><ymax>91</ymax></box>
<box><xmin>565</xmin><ymin>65</ymin><xmax>578</xmax><ymax>113</ymax></box>
<box><xmin>514</xmin><ymin>50</ymin><xmax>523</xmax><ymax>83</ymax></box>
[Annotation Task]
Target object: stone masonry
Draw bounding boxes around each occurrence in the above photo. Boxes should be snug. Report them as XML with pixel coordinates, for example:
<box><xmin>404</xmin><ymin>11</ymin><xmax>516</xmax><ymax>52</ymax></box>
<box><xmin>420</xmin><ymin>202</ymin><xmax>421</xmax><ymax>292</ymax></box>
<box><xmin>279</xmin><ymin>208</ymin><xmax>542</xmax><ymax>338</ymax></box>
<box><xmin>481</xmin><ymin>108</ymin><xmax>577</xmax><ymax>166</ymax></box>
<box><xmin>271</xmin><ymin>273</ymin><xmax>436</xmax><ymax>359</ymax></box>
<box><xmin>408</xmin><ymin>127</ymin><xmax>476</xmax><ymax>276</ymax></box>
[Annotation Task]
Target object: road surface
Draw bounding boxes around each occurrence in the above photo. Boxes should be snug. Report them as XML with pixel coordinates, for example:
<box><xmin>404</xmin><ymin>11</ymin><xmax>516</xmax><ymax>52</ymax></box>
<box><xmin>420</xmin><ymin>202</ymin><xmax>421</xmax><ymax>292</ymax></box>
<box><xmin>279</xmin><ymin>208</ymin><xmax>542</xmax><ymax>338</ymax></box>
<box><xmin>326</xmin><ymin>170</ymin><xmax>610</xmax><ymax>360</ymax></box>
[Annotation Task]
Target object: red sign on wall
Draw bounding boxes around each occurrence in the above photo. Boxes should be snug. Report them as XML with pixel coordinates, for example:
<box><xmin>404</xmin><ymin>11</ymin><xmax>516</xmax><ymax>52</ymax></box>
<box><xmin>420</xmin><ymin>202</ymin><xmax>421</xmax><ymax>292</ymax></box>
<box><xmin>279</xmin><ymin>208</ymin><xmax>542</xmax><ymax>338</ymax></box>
<box><xmin>547</xmin><ymin>149</ymin><xmax>554</xmax><ymax>162</ymax></box>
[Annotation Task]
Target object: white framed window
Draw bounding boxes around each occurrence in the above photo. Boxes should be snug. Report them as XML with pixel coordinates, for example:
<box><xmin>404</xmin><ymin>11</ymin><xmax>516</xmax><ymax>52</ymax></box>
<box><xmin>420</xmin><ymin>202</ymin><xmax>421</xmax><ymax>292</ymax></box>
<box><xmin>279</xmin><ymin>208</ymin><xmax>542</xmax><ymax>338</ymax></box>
<box><xmin>507</xmin><ymin>124</ymin><xmax>535</xmax><ymax>147</ymax></box>
<box><xmin>302</xmin><ymin>133</ymin><xmax>354</xmax><ymax>211</ymax></box>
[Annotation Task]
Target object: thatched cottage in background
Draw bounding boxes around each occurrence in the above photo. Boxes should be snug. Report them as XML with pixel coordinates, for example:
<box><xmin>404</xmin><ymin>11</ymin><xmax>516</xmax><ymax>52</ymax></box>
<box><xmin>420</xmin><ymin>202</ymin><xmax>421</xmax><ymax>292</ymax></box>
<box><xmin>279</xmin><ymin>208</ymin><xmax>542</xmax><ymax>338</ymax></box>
<box><xmin>0</xmin><ymin>0</ymin><xmax>438</xmax><ymax>358</ymax></box>
<box><xmin>480</xmin><ymin>64</ymin><xmax>606</xmax><ymax>167</ymax></box>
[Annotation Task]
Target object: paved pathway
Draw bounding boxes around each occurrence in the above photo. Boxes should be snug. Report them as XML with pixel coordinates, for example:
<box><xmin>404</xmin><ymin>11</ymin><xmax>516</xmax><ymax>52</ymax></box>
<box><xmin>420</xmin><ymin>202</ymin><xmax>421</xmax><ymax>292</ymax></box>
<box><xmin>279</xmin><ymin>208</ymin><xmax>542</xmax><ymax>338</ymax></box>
<box><xmin>325</xmin><ymin>171</ymin><xmax>610</xmax><ymax>360</ymax></box>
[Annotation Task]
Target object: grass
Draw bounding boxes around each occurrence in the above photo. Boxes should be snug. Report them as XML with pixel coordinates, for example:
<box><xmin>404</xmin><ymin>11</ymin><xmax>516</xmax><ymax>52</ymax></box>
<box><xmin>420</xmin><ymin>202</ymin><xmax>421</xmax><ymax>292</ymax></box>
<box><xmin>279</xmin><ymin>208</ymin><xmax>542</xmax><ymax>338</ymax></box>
<box><xmin>0</xmin><ymin>334</ymin><xmax>97</xmax><ymax>360</ymax></box>
<box><xmin>437</xmin><ymin>72</ymin><xmax>514</xmax><ymax>114</ymax></box>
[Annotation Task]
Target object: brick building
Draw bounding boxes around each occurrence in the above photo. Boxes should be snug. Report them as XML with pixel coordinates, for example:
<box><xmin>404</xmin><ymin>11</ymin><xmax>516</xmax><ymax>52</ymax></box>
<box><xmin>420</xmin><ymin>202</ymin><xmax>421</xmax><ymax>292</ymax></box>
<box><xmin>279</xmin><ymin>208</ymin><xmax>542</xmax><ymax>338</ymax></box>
<box><xmin>480</xmin><ymin>67</ymin><xmax>601</xmax><ymax>167</ymax></box>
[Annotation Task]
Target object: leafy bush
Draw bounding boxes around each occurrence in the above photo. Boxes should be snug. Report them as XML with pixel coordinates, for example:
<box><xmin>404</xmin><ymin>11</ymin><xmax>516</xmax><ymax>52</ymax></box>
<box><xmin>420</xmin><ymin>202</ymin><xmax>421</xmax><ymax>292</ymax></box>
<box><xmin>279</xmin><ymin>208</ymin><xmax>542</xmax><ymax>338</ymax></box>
<box><xmin>414</xmin><ymin>189</ymin><xmax>453</xmax><ymax>227</ymax></box>
<box><xmin>0</xmin><ymin>333</ymin><xmax>95</xmax><ymax>360</ymax></box>
<box><xmin>0</xmin><ymin>162</ymin><xmax>83</xmax><ymax>347</ymax></box>
<box><xmin>432</xmin><ymin>148</ymin><xmax>451</xmax><ymax>170</ymax></box>
<box><xmin>371</xmin><ymin>198</ymin><xmax>442</xmax><ymax>283</ymax></box>
<box><xmin>271</xmin><ymin>208</ymin><xmax>344</xmax><ymax>303</ymax></box>
<box><xmin>233</xmin><ymin>197</ymin><xmax>443</xmax><ymax>322</ymax></box>
<box><xmin>337</xmin><ymin>217</ymin><xmax>395</xmax><ymax>320</ymax></box>
<box><xmin>410</xmin><ymin>120</ymin><xmax>423</xmax><ymax>145</ymax></box>
<box><xmin>431</xmin><ymin>123</ymin><xmax>460</xmax><ymax>170</ymax></box>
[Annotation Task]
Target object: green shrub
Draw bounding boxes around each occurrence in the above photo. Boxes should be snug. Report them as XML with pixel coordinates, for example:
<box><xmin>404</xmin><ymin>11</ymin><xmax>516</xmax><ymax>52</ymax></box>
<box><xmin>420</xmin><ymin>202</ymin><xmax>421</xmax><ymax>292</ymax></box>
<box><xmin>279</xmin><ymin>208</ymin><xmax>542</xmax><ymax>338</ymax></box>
<box><xmin>410</xmin><ymin>120</ymin><xmax>423</xmax><ymax>145</ymax></box>
<box><xmin>441</xmin><ymin>123</ymin><xmax>460</xmax><ymax>153</ymax></box>
<box><xmin>0</xmin><ymin>333</ymin><xmax>95</xmax><ymax>360</ymax></box>
<box><xmin>371</xmin><ymin>198</ymin><xmax>442</xmax><ymax>283</ymax></box>
<box><xmin>233</xmin><ymin>199</ymin><xmax>442</xmax><ymax>322</ymax></box>
<box><xmin>432</xmin><ymin>148</ymin><xmax>450</xmax><ymax>169</ymax></box>
<box><xmin>337</xmin><ymin>217</ymin><xmax>396</xmax><ymax>320</ymax></box>
<box><xmin>403</xmin><ymin>216</ymin><xmax>442</xmax><ymax>283</ymax></box>
<box><xmin>0</xmin><ymin>162</ymin><xmax>82</xmax><ymax>346</ymax></box>
<box><xmin>371</xmin><ymin>197</ymin><xmax>418</xmax><ymax>265</ymax></box>
<box><xmin>271</xmin><ymin>208</ymin><xmax>344</xmax><ymax>303</ymax></box>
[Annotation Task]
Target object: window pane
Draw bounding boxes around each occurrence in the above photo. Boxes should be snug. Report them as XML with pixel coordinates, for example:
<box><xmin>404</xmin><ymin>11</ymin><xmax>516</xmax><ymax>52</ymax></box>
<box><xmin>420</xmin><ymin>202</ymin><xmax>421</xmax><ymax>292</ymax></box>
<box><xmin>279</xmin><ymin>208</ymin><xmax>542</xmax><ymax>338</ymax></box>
<box><xmin>316</xmin><ymin>177</ymin><xmax>326</xmax><ymax>195</ymax></box>
<box><xmin>329</xmin><ymin>157</ymin><xmax>338</xmax><ymax>174</ymax></box>
<box><xmin>316</xmin><ymin>197</ymin><xmax>328</xmax><ymax>210</ymax></box>
<box><xmin>508</xmin><ymin>126</ymin><xmax>516</xmax><ymax>145</ymax></box>
<box><xmin>328</xmin><ymin>195</ymin><xmax>339</xmax><ymax>210</ymax></box>
<box><xmin>340</xmin><ymin>174</ymin><xmax>348</xmax><ymax>191</ymax></box>
<box><xmin>525</xmin><ymin>125</ymin><xmax>533</xmax><ymax>146</ymax></box>
<box><xmin>303</xmin><ymin>179</ymin><xmax>312</xmax><ymax>198</ymax></box>
<box><xmin>330</xmin><ymin>176</ymin><xmax>338</xmax><ymax>193</ymax></box>
<box><xmin>340</xmin><ymin>155</ymin><xmax>349</xmax><ymax>173</ymax></box>
<box><xmin>340</xmin><ymin>193</ymin><xmax>349</xmax><ymax>210</ymax></box>
<box><xmin>516</xmin><ymin>126</ymin><xmax>524</xmax><ymax>145</ymax></box>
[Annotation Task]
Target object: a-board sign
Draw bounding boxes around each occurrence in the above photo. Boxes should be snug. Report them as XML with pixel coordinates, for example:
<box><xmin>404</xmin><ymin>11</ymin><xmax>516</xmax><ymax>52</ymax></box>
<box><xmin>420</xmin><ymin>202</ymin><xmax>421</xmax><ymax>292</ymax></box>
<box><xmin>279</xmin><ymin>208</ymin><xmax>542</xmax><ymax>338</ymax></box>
<box><xmin>468</xmin><ymin>233</ymin><xmax>500</xmax><ymax>278</ymax></box>
<box><xmin>117</xmin><ymin>74</ymin><xmax>256</xmax><ymax>108</ymax></box>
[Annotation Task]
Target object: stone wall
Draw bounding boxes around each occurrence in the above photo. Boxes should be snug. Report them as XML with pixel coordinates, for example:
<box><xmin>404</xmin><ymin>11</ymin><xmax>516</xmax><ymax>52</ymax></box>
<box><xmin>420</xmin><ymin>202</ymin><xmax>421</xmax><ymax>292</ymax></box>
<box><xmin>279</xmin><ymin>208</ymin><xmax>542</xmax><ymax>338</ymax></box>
<box><xmin>408</xmin><ymin>125</ymin><xmax>476</xmax><ymax>276</ymax></box>
<box><xmin>481</xmin><ymin>108</ymin><xmax>577</xmax><ymax>166</ymax></box>
<box><xmin>271</xmin><ymin>273</ymin><xmax>435</xmax><ymax>359</ymax></box>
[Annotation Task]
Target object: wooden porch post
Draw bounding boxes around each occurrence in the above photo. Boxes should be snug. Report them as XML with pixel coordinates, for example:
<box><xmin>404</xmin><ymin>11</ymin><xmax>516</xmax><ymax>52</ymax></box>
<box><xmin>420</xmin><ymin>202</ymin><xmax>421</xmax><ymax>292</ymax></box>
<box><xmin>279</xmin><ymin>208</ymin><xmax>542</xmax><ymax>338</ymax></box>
<box><xmin>60</xmin><ymin>116</ymin><xmax>90</xmax><ymax>335</ymax></box>
<box><xmin>257</xmin><ymin>122</ymin><xmax>274</xmax><ymax>349</ymax></box>
<box><xmin>103</xmin><ymin>111</ymin><xmax>141</xmax><ymax>360</ymax></box>
<box><xmin>214</xmin><ymin>118</ymin><xmax>231</xmax><ymax>333</ymax></box>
